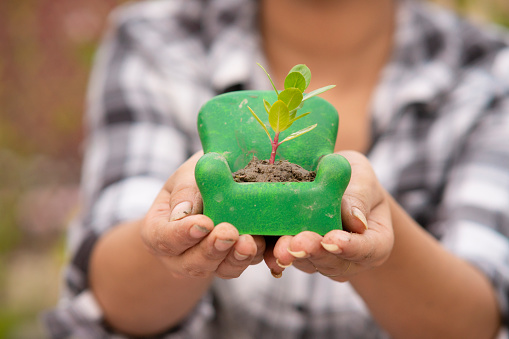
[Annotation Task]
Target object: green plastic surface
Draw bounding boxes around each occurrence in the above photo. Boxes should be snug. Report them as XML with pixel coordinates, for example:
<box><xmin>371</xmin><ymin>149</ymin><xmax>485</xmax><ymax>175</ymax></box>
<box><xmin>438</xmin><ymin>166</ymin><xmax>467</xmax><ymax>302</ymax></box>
<box><xmin>195</xmin><ymin>90</ymin><xmax>351</xmax><ymax>235</ymax></box>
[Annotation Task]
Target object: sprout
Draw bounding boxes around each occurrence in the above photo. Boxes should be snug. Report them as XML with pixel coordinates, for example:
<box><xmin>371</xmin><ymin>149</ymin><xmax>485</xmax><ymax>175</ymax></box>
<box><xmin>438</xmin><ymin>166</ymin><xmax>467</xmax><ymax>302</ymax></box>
<box><xmin>248</xmin><ymin>63</ymin><xmax>335</xmax><ymax>164</ymax></box>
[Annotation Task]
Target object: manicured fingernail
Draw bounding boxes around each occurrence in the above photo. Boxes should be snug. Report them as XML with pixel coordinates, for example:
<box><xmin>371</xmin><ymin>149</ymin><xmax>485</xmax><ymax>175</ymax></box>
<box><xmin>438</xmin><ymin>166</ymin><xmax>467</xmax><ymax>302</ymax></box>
<box><xmin>271</xmin><ymin>269</ymin><xmax>282</xmax><ymax>278</ymax></box>
<box><xmin>190</xmin><ymin>224</ymin><xmax>210</xmax><ymax>239</ymax></box>
<box><xmin>276</xmin><ymin>258</ymin><xmax>292</xmax><ymax>268</ymax></box>
<box><xmin>287</xmin><ymin>248</ymin><xmax>308</xmax><ymax>258</ymax></box>
<box><xmin>234</xmin><ymin>250</ymin><xmax>249</xmax><ymax>261</ymax></box>
<box><xmin>214</xmin><ymin>239</ymin><xmax>235</xmax><ymax>252</ymax></box>
<box><xmin>352</xmin><ymin>207</ymin><xmax>368</xmax><ymax>229</ymax></box>
<box><xmin>170</xmin><ymin>201</ymin><xmax>192</xmax><ymax>221</ymax></box>
<box><xmin>321</xmin><ymin>242</ymin><xmax>341</xmax><ymax>253</ymax></box>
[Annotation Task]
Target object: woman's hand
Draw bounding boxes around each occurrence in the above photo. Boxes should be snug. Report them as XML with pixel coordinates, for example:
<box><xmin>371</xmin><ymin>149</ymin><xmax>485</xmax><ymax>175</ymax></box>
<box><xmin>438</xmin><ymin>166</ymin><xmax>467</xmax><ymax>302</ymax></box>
<box><xmin>269</xmin><ymin>151</ymin><xmax>394</xmax><ymax>281</ymax></box>
<box><xmin>140</xmin><ymin>151</ymin><xmax>266</xmax><ymax>280</ymax></box>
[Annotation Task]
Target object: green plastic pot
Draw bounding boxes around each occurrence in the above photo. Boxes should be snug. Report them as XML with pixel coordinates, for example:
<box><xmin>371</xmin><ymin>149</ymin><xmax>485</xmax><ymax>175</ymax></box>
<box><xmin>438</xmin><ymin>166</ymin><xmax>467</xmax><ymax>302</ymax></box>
<box><xmin>195</xmin><ymin>90</ymin><xmax>351</xmax><ymax>235</ymax></box>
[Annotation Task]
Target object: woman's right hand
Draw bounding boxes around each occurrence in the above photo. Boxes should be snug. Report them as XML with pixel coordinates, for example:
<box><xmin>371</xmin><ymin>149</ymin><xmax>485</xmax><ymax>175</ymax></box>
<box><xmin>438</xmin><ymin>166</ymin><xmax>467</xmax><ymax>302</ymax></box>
<box><xmin>140</xmin><ymin>151</ymin><xmax>266</xmax><ymax>280</ymax></box>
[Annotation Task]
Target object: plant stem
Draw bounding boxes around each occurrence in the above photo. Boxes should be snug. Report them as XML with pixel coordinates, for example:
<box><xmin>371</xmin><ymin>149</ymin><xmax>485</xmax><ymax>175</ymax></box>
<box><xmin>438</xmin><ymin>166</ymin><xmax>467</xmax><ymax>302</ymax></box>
<box><xmin>269</xmin><ymin>133</ymin><xmax>280</xmax><ymax>165</ymax></box>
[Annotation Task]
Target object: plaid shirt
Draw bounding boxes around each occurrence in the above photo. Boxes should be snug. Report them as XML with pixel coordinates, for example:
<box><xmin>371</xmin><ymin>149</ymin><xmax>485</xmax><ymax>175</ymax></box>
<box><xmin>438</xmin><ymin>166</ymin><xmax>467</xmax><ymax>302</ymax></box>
<box><xmin>44</xmin><ymin>0</ymin><xmax>509</xmax><ymax>338</ymax></box>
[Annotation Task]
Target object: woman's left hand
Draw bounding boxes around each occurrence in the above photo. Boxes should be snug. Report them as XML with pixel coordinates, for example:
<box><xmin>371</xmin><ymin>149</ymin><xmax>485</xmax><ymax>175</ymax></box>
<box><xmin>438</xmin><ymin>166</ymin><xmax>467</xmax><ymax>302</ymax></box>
<box><xmin>266</xmin><ymin>151</ymin><xmax>394</xmax><ymax>281</ymax></box>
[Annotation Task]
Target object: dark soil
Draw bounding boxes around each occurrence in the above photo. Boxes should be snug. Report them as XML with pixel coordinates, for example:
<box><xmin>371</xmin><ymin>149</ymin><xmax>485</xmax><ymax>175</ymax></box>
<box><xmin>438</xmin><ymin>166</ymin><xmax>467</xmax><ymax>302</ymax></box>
<box><xmin>232</xmin><ymin>157</ymin><xmax>316</xmax><ymax>183</ymax></box>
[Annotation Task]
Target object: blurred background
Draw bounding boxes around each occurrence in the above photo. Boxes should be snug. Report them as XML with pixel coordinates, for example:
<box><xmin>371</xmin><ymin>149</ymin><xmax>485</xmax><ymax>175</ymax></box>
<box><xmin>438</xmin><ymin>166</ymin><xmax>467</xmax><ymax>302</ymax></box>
<box><xmin>0</xmin><ymin>0</ymin><xmax>508</xmax><ymax>337</ymax></box>
<box><xmin>0</xmin><ymin>0</ymin><xmax>128</xmax><ymax>337</ymax></box>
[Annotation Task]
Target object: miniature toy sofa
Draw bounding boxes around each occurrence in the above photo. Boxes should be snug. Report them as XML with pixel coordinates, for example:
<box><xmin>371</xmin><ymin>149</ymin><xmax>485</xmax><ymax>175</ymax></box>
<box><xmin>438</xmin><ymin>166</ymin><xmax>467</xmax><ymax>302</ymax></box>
<box><xmin>195</xmin><ymin>90</ymin><xmax>351</xmax><ymax>235</ymax></box>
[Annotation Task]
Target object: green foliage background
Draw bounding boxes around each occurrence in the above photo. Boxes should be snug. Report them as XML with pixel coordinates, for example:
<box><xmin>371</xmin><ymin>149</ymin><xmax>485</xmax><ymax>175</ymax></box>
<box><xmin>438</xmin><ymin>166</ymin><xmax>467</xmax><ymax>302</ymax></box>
<box><xmin>0</xmin><ymin>0</ymin><xmax>507</xmax><ymax>337</ymax></box>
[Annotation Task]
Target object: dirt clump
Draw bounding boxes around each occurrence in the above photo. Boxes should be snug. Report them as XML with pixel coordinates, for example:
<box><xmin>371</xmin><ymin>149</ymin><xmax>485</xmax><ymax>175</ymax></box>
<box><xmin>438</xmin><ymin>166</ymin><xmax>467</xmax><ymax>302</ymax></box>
<box><xmin>232</xmin><ymin>157</ymin><xmax>316</xmax><ymax>183</ymax></box>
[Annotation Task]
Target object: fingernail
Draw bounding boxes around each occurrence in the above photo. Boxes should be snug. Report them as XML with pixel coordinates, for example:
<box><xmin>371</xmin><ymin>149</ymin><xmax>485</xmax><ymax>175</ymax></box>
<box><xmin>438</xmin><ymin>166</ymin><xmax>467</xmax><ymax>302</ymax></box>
<box><xmin>276</xmin><ymin>258</ymin><xmax>292</xmax><ymax>268</ymax></box>
<box><xmin>287</xmin><ymin>248</ymin><xmax>308</xmax><ymax>258</ymax></box>
<box><xmin>170</xmin><ymin>201</ymin><xmax>192</xmax><ymax>221</ymax></box>
<box><xmin>352</xmin><ymin>207</ymin><xmax>368</xmax><ymax>229</ymax></box>
<box><xmin>234</xmin><ymin>250</ymin><xmax>249</xmax><ymax>261</ymax></box>
<box><xmin>271</xmin><ymin>269</ymin><xmax>282</xmax><ymax>278</ymax></box>
<box><xmin>321</xmin><ymin>242</ymin><xmax>341</xmax><ymax>253</ymax></box>
<box><xmin>190</xmin><ymin>224</ymin><xmax>210</xmax><ymax>239</ymax></box>
<box><xmin>214</xmin><ymin>239</ymin><xmax>235</xmax><ymax>252</ymax></box>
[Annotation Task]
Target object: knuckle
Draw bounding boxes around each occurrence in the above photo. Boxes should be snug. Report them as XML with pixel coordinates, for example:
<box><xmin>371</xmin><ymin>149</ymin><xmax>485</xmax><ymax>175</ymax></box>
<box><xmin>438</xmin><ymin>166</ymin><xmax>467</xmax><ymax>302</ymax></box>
<box><xmin>171</xmin><ymin>183</ymin><xmax>199</xmax><ymax>203</ymax></box>
<box><xmin>202</xmin><ymin>248</ymin><xmax>223</xmax><ymax>261</ymax></box>
<box><xmin>360</xmin><ymin>237</ymin><xmax>377</xmax><ymax>262</ymax></box>
<box><xmin>363</xmin><ymin>248</ymin><xmax>375</xmax><ymax>260</ymax></box>
<box><xmin>225</xmin><ymin>255</ymin><xmax>248</xmax><ymax>268</ymax></box>
<box><xmin>181</xmin><ymin>262</ymin><xmax>208</xmax><ymax>278</ymax></box>
<box><xmin>187</xmin><ymin>270</ymin><xmax>208</xmax><ymax>278</ymax></box>
<box><xmin>143</xmin><ymin>222</ymin><xmax>181</xmax><ymax>256</ymax></box>
<box><xmin>215</xmin><ymin>257</ymin><xmax>250</xmax><ymax>279</ymax></box>
<box><xmin>344</xmin><ymin>192</ymin><xmax>368</xmax><ymax>209</ymax></box>
<box><xmin>173</xmin><ymin>222</ymin><xmax>191</xmax><ymax>242</ymax></box>
<box><xmin>155</xmin><ymin>240</ymin><xmax>179</xmax><ymax>256</ymax></box>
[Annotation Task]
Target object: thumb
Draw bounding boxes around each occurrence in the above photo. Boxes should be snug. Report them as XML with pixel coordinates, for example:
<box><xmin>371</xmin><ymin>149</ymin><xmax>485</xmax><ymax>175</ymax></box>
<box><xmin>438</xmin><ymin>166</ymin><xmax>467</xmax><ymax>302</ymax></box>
<box><xmin>164</xmin><ymin>151</ymin><xmax>205</xmax><ymax>220</ymax></box>
<box><xmin>341</xmin><ymin>197</ymin><xmax>369</xmax><ymax>234</ymax></box>
<box><xmin>336</xmin><ymin>150</ymin><xmax>380</xmax><ymax>234</ymax></box>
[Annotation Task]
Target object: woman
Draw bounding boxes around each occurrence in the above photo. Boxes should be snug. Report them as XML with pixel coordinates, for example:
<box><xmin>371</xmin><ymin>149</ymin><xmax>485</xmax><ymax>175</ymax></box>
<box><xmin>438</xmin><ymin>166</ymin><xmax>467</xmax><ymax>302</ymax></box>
<box><xmin>45</xmin><ymin>0</ymin><xmax>509</xmax><ymax>338</ymax></box>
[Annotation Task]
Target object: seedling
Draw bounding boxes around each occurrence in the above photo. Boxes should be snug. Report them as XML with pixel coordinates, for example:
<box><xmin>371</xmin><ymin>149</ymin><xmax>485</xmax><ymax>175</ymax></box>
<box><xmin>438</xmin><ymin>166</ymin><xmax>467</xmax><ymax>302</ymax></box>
<box><xmin>248</xmin><ymin>63</ymin><xmax>335</xmax><ymax>164</ymax></box>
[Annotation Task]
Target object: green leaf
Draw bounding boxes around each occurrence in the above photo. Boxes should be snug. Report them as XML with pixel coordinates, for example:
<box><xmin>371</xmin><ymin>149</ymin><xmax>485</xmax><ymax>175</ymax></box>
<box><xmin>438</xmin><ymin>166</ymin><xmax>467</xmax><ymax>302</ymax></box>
<box><xmin>288</xmin><ymin>112</ymin><xmax>310</xmax><ymax>126</ymax></box>
<box><xmin>257</xmin><ymin>63</ymin><xmax>279</xmax><ymax>96</ymax></box>
<box><xmin>268</xmin><ymin>100</ymin><xmax>290</xmax><ymax>133</ymax></box>
<box><xmin>284</xmin><ymin>72</ymin><xmax>307</xmax><ymax>92</ymax></box>
<box><xmin>248</xmin><ymin>106</ymin><xmax>272</xmax><ymax>142</ymax></box>
<box><xmin>289</xmin><ymin>102</ymin><xmax>304</xmax><ymax>119</ymax></box>
<box><xmin>280</xmin><ymin>124</ymin><xmax>317</xmax><ymax>144</ymax></box>
<box><xmin>278</xmin><ymin>88</ymin><xmax>303</xmax><ymax>112</ymax></box>
<box><xmin>289</xmin><ymin>64</ymin><xmax>311</xmax><ymax>89</ymax></box>
<box><xmin>302</xmin><ymin>85</ymin><xmax>336</xmax><ymax>101</ymax></box>
<box><xmin>263</xmin><ymin>99</ymin><xmax>271</xmax><ymax>114</ymax></box>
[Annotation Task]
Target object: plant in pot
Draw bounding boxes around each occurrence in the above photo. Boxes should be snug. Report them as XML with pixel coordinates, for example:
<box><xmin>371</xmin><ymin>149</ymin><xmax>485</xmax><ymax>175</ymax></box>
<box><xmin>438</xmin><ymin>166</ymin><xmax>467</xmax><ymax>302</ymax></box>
<box><xmin>195</xmin><ymin>64</ymin><xmax>351</xmax><ymax>236</ymax></box>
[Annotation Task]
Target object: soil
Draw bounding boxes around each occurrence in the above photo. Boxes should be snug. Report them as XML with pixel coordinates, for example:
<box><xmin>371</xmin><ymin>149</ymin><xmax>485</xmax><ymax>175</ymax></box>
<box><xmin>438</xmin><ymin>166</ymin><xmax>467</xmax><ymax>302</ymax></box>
<box><xmin>232</xmin><ymin>157</ymin><xmax>316</xmax><ymax>183</ymax></box>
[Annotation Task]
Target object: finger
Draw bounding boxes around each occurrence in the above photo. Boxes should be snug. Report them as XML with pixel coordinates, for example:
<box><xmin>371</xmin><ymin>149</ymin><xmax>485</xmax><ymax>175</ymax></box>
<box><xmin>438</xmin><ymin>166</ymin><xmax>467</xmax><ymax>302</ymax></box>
<box><xmin>285</xmin><ymin>232</ymin><xmax>326</xmax><ymax>274</ymax></box>
<box><xmin>141</xmin><ymin>213</ymin><xmax>214</xmax><ymax>257</ymax></box>
<box><xmin>264</xmin><ymin>236</ymin><xmax>292</xmax><ymax>277</ymax></box>
<box><xmin>216</xmin><ymin>234</ymin><xmax>258</xmax><ymax>279</ymax></box>
<box><xmin>162</xmin><ymin>151</ymin><xmax>205</xmax><ymax>218</ymax></box>
<box><xmin>143</xmin><ymin>151</ymin><xmax>210</xmax><ymax>256</ymax></box>
<box><xmin>336</xmin><ymin>150</ymin><xmax>383</xmax><ymax>234</ymax></box>
<box><xmin>314</xmin><ymin>261</ymin><xmax>353</xmax><ymax>282</ymax></box>
<box><xmin>251</xmin><ymin>235</ymin><xmax>266</xmax><ymax>265</ymax></box>
<box><xmin>175</xmin><ymin>223</ymin><xmax>240</xmax><ymax>278</ymax></box>
<box><xmin>292</xmin><ymin>260</ymin><xmax>319</xmax><ymax>275</ymax></box>
<box><xmin>287</xmin><ymin>231</ymin><xmax>324</xmax><ymax>255</ymax></box>
<box><xmin>169</xmin><ymin>185</ymin><xmax>203</xmax><ymax>220</ymax></box>
<box><xmin>341</xmin><ymin>201</ymin><xmax>369</xmax><ymax>234</ymax></box>
<box><xmin>272</xmin><ymin>235</ymin><xmax>294</xmax><ymax>267</ymax></box>
<box><xmin>271</xmin><ymin>232</ymin><xmax>354</xmax><ymax>281</ymax></box>
<box><xmin>283</xmin><ymin>232</ymin><xmax>353</xmax><ymax>281</ymax></box>
<box><xmin>322</xmin><ymin>228</ymin><xmax>392</xmax><ymax>267</ymax></box>
<box><xmin>233</xmin><ymin>234</ymin><xmax>258</xmax><ymax>261</ymax></box>
<box><xmin>263</xmin><ymin>236</ymin><xmax>286</xmax><ymax>278</ymax></box>
<box><xmin>273</xmin><ymin>233</ymin><xmax>329</xmax><ymax>275</ymax></box>
<box><xmin>164</xmin><ymin>150</ymin><xmax>203</xmax><ymax>194</ymax></box>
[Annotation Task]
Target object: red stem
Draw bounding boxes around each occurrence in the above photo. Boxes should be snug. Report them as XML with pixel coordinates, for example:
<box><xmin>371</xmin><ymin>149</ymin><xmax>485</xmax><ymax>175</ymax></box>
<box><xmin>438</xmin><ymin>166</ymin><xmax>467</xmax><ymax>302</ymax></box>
<box><xmin>269</xmin><ymin>132</ymin><xmax>280</xmax><ymax>165</ymax></box>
